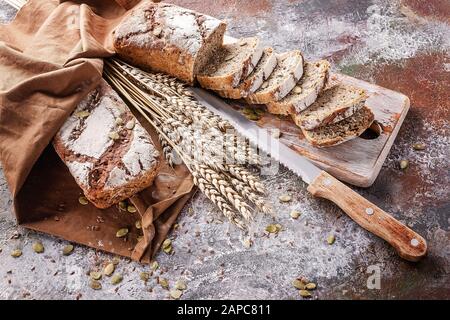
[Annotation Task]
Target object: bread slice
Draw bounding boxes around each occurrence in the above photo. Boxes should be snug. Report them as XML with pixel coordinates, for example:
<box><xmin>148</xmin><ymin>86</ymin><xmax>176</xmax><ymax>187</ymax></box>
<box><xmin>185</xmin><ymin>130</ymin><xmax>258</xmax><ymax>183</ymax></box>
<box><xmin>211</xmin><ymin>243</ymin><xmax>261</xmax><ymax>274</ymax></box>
<box><xmin>295</xmin><ymin>84</ymin><xmax>367</xmax><ymax>130</ymax></box>
<box><xmin>216</xmin><ymin>47</ymin><xmax>277</xmax><ymax>99</ymax></box>
<box><xmin>197</xmin><ymin>37</ymin><xmax>264</xmax><ymax>91</ymax></box>
<box><xmin>300</xmin><ymin>106</ymin><xmax>375</xmax><ymax>147</ymax></box>
<box><xmin>266</xmin><ymin>60</ymin><xmax>330</xmax><ymax>115</ymax></box>
<box><xmin>245</xmin><ymin>50</ymin><xmax>304</xmax><ymax>104</ymax></box>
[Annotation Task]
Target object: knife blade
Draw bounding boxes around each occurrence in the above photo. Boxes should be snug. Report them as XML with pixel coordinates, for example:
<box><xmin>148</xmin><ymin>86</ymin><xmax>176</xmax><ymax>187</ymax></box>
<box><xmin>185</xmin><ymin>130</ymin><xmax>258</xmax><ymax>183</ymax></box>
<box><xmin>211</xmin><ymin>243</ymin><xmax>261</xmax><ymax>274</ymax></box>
<box><xmin>191</xmin><ymin>87</ymin><xmax>427</xmax><ymax>262</ymax></box>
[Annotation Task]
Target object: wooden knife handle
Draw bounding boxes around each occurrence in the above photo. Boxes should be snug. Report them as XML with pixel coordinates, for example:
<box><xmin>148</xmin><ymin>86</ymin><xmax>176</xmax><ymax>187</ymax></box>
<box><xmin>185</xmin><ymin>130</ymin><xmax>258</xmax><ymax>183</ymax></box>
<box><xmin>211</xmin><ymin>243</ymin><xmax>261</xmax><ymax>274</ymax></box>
<box><xmin>307</xmin><ymin>171</ymin><xmax>427</xmax><ymax>262</ymax></box>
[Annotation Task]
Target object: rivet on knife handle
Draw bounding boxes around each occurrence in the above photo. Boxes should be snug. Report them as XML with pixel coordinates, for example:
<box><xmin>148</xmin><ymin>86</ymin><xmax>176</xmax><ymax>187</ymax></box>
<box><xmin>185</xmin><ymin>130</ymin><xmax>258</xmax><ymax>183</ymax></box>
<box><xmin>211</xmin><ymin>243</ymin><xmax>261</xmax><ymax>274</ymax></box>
<box><xmin>307</xmin><ymin>171</ymin><xmax>427</xmax><ymax>262</ymax></box>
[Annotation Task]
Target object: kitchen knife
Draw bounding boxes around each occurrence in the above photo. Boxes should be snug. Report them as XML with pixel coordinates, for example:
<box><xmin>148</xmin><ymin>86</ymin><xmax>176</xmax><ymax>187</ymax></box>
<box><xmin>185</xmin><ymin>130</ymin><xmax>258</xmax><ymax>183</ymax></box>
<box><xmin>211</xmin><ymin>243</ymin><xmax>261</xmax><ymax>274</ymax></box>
<box><xmin>192</xmin><ymin>88</ymin><xmax>427</xmax><ymax>262</ymax></box>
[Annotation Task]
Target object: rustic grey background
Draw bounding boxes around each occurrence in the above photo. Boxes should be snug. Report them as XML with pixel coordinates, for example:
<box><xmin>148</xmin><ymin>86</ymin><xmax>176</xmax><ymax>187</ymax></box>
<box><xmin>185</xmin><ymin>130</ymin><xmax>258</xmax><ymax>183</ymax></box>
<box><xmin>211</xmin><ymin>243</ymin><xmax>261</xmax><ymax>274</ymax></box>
<box><xmin>0</xmin><ymin>0</ymin><xmax>449</xmax><ymax>299</ymax></box>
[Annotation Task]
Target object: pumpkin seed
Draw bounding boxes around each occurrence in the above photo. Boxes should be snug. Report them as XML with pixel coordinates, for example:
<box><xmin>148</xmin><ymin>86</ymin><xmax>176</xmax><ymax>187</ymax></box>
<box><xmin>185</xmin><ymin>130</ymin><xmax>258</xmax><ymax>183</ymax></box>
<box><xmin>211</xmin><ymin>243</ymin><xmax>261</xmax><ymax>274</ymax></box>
<box><xmin>32</xmin><ymin>242</ymin><xmax>44</xmax><ymax>254</ymax></box>
<box><xmin>135</xmin><ymin>220</ymin><xmax>142</xmax><ymax>229</ymax></box>
<box><xmin>293</xmin><ymin>279</ymin><xmax>305</xmax><ymax>290</ymax></box>
<box><xmin>118</xmin><ymin>201</ymin><xmax>127</xmax><ymax>211</ymax></box>
<box><xmin>306</xmin><ymin>282</ymin><xmax>317</xmax><ymax>290</ymax></box>
<box><xmin>290</xmin><ymin>210</ymin><xmax>301</xmax><ymax>219</ymax></box>
<box><xmin>299</xmin><ymin>289</ymin><xmax>312</xmax><ymax>298</ymax></box>
<box><xmin>175</xmin><ymin>280</ymin><xmax>187</xmax><ymax>291</ymax></box>
<box><xmin>162</xmin><ymin>239</ymin><xmax>172</xmax><ymax>249</ymax></box>
<box><xmin>11</xmin><ymin>249</ymin><xmax>22</xmax><ymax>258</ymax></box>
<box><xmin>111</xmin><ymin>274</ymin><xmax>123</xmax><ymax>285</ymax></box>
<box><xmin>159</xmin><ymin>278</ymin><xmax>169</xmax><ymax>289</ymax></box>
<box><xmin>327</xmin><ymin>234</ymin><xmax>335</xmax><ymax>245</ymax></box>
<box><xmin>109</xmin><ymin>131</ymin><xmax>120</xmax><ymax>140</ymax></box>
<box><xmin>116</xmin><ymin>228</ymin><xmax>129</xmax><ymax>238</ymax></box>
<box><xmin>279</xmin><ymin>194</ymin><xmax>291</xmax><ymax>202</ymax></box>
<box><xmin>115</xmin><ymin>117</ymin><xmax>123</xmax><ymax>125</ymax></box>
<box><xmin>170</xmin><ymin>289</ymin><xmax>183</xmax><ymax>299</ymax></box>
<box><xmin>62</xmin><ymin>244</ymin><xmax>74</xmax><ymax>256</ymax></box>
<box><xmin>127</xmin><ymin>205</ymin><xmax>137</xmax><ymax>213</ymax></box>
<box><xmin>90</xmin><ymin>280</ymin><xmax>102</xmax><ymax>290</ymax></box>
<box><xmin>125</xmin><ymin>120</ymin><xmax>135</xmax><ymax>130</ymax></box>
<box><xmin>90</xmin><ymin>271</ymin><xmax>102</xmax><ymax>280</ymax></box>
<box><xmin>75</xmin><ymin>110</ymin><xmax>90</xmax><ymax>118</ymax></box>
<box><xmin>140</xmin><ymin>272</ymin><xmax>150</xmax><ymax>282</ymax></box>
<box><xmin>78</xmin><ymin>196</ymin><xmax>88</xmax><ymax>205</ymax></box>
<box><xmin>412</xmin><ymin>142</ymin><xmax>426</xmax><ymax>151</ymax></box>
<box><xmin>103</xmin><ymin>263</ymin><xmax>115</xmax><ymax>276</ymax></box>
<box><xmin>400</xmin><ymin>160</ymin><xmax>409</xmax><ymax>170</ymax></box>
<box><xmin>150</xmin><ymin>261</ymin><xmax>159</xmax><ymax>271</ymax></box>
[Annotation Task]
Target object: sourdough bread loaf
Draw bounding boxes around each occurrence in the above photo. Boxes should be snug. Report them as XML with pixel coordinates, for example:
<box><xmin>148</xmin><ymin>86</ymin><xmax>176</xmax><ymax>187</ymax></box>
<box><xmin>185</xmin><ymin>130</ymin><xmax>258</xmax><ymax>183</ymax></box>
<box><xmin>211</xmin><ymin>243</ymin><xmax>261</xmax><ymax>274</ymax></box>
<box><xmin>299</xmin><ymin>106</ymin><xmax>374</xmax><ymax>147</ymax></box>
<box><xmin>216</xmin><ymin>47</ymin><xmax>277</xmax><ymax>99</ymax></box>
<box><xmin>245</xmin><ymin>50</ymin><xmax>304</xmax><ymax>104</ymax></box>
<box><xmin>113</xmin><ymin>1</ymin><xmax>226</xmax><ymax>85</ymax></box>
<box><xmin>197</xmin><ymin>37</ymin><xmax>264</xmax><ymax>91</ymax></box>
<box><xmin>266</xmin><ymin>60</ymin><xmax>330</xmax><ymax>115</ymax></box>
<box><xmin>53</xmin><ymin>80</ymin><xmax>160</xmax><ymax>209</ymax></box>
<box><xmin>296</xmin><ymin>84</ymin><xmax>367</xmax><ymax>130</ymax></box>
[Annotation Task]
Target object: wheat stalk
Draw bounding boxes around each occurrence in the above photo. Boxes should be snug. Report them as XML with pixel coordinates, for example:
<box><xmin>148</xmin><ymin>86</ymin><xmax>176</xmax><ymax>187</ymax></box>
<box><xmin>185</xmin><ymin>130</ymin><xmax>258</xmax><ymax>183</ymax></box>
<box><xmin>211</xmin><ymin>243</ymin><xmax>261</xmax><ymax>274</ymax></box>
<box><xmin>104</xmin><ymin>58</ymin><xmax>270</xmax><ymax>229</ymax></box>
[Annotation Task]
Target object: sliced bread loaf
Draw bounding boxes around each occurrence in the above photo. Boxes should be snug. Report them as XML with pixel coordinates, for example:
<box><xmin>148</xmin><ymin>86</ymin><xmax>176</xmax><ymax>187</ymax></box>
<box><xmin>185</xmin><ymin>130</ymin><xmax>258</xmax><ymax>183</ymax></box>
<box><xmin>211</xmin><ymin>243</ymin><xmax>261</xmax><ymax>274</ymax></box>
<box><xmin>300</xmin><ymin>106</ymin><xmax>374</xmax><ymax>147</ymax></box>
<box><xmin>216</xmin><ymin>47</ymin><xmax>277</xmax><ymax>99</ymax></box>
<box><xmin>245</xmin><ymin>50</ymin><xmax>304</xmax><ymax>104</ymax></box>
<box><xmin>266</xmin><ymin>60</ymin><xmax>330</xmax><ymax>115</ymax></box>
<box><xmin>295</xmin><ymin>84</ymin><xmax>367</xmax><ymax>130</ymax></box>
<box><xmin>197</xmin><ymin>37</ymin><xmax>264</xmax><ymax>91</ymax></box>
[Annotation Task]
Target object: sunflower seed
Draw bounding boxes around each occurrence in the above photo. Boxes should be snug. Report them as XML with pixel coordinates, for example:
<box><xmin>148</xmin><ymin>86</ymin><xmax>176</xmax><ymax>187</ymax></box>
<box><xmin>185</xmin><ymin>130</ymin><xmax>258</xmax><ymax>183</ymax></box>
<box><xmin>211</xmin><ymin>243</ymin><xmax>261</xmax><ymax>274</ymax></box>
<box><xmin>151</xmin><ymin>261</ymin><xmax>159</xmax><ymax>271</ymax></box>
<box><xmin>62</xmin><ymin>244</ymin><xmax>74</xmax><ymax>256</ymax></box>
<box><xmin>116</xmin><ymin>228</ymin><xmax>129</xmax><ymax>238</ymax></box>
<box><xmin>127</xmin><ymin>205</ymin><xmax>137</xmax><ymax>213</ymax></box>
<box><xmin>299</xmin><ymin>290</ymin><xmax>311</xmax><ymax>298</ymax></box>
<box><xmin>75</xmin><ymin>110</ymin><xmax>90</xmax><ymax>118</ymax></box>
<box><xmin>159</xmin><ymin>278</ymin><xmax>169</xmax><ymax>289</ymax></box>
<box><xmin>293</xmin><ymin>279</ymin><xmax>305</xmax><ymax>290</ymax></box>
<box><xmin>327</xmin><ymin>234</ymin><xmax>335</xmax><ymax>245</ymax></box>
<box><xmin>140</xmin><ymin>272</ymin><xmax>150</xmax><ymax>282</ymax></box>
<box><xmin>32</xmin><ymin>242</ymin><xmax>44</xmax><ymax>254</ymax></box>
<box><xmin>125</xmin><ymin>120</ymin><xmax>135</xmax><ymax>130</ymax></box>
<box><xmin>103</xmin><ymin>263</ymin><xmax>115</xmax><ymax>276</ymax></box>
<box><xmin>78</xmin><ymin>196</ymin><xmax>88</xmax><ymax>205</ymax></box>
<box><xmin>170</xmin><ymin>289</ymin><xmax>183</xmax><ymax>299</ymax></box>
<box><xmin>175</xmin><ymin>280</ymin><xmax>187</xmax><ymax>291</ymax></box>
<box><xmin>135</xmin><ymin>220</ymin><xmax>142</xmax><ymax>229</ymax></box>
<box><xmin>109</xmin><ymin>131</ymin><xmax>120</xmax><ymax>140</ymax></box>
<box><xmin>90</xmin><ymin>271</ymin><xmax>102</xmax><ymax>280</ymax></box>
<box><xmin>11</xmin><ymin>249</ymin><xmax>22</xmax><ymax>258</ymax></box>
<box><xmin>111</xmin><ymin>274</ymin><xmax>123</xmax><ymax>285</ymax></box>
<box><xmin>290</xmin><ymin>210</ymin><xmax>301</xmax><ymax>219</ymax></box>
<box><xmin>306</xmin><ymin>282</ymin><xmax>317</xmax><ymax>290</ymax></box>
<box><xmin>279</xmin><ymin>195</ymin><xmax>291</xmax><ymax>202</ymax></box>
<box><xmin>90</xmin><ymin>280</ymin><xmax>102</xmax><ymax>290</ymax></box>
<box><xmin>400</xmin><ymin>160</ymin><xmax>409</xmax><ymax>170</ymax></box>
<box><xmin>412</xmin><ymin>142</ymin><xmax>426</xmax><ymax>151</ymax></box>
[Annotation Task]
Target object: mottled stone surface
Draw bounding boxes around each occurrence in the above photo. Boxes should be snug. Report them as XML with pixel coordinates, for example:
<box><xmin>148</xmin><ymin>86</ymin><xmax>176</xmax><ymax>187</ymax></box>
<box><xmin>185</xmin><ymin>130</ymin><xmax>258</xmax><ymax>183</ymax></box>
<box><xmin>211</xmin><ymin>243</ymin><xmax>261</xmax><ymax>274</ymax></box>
<box><xmin>0</xmin><ymin>0</ymin><xmax>449</xmax><ymax>300</ymax></box>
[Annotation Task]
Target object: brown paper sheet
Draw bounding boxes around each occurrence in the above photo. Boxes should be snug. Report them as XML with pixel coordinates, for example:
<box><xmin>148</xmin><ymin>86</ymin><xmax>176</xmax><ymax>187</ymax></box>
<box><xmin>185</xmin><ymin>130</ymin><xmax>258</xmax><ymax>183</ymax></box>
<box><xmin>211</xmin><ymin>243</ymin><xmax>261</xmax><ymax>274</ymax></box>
<box><xmin>0</xmin><ymin>0</ymin><xmax>195</xmax><ymax>263</ymax></box>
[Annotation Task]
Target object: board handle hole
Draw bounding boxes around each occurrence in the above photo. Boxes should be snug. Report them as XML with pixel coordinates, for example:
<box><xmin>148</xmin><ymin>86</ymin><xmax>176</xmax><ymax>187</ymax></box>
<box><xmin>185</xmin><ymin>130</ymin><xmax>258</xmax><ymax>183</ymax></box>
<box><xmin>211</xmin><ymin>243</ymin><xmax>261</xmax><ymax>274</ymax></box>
<box><xmin>359</xmin><ymin>121</ymin><xmax>382</xmax><ymax>140</ymax></box>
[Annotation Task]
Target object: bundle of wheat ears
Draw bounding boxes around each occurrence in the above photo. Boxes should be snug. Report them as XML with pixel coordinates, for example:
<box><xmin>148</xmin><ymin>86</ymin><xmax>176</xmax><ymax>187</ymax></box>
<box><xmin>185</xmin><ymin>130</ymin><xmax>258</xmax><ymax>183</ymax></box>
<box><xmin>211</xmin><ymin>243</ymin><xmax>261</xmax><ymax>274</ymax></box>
<box><xmin>104</xmin><ymin>58</ymin><xmax>272</xmax><ymax>229</ymax></box>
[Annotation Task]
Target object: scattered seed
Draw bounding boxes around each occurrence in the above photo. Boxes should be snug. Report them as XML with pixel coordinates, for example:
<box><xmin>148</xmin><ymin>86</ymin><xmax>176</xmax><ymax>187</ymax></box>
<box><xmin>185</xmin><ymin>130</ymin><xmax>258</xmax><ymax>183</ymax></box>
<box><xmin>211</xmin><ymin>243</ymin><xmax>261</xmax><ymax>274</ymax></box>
<box><xmin>327</xmin><ymin>234</ymin><xmax>336</xmax><ymax>245</ymax></box>
<box><xmin>306</xmin><ymin>283</ymin><xmax>317</xmax><ymax>290</ymax></box>
<box><xmin>293</xmin><ymin>279</ymin><xmax>305</xmax><ymax>290</ymax></box>
<box><xmin>112</xmin><ymin>257</ymin><xmax>121</xmax><ymax>265</ymax></box>
<box><xmin>151</xmin><ymin>261</ymin><xmax>159</xmax><ymax>271</ymax></box>
<box><xmin>271</xmin><ymin>128</ymin><xmax>281</xmax><ymax>139</ymax></box>
<box><xmin>243</xmin><ymin>238</ymin><xmax>253</xmax><ymax>248</ymax></box>
<box><xmin>135</xmin><ymin>220</ymin><xmax>142</xmax><ymax>229</ymax></box>
<box><xmin>116</xmin><ymin>228</ymin><xmax>129</xmax><ymax>238</ymax></box>
<box><xmin>32</xmin><ymin>242</ymin><xmax>44</xmax><ymax>254</ymax></box>
<box><xmin>111</xmin><ymin>274</ymin><xmax>123</xmax><ymax>285</ymax></box>
<box><xmin>125</xmin><ymin>120</ymin><xmax>135</xmax><ymax>130</ymax></box>
<box><xmin>62</xmin><ymin>244</ymin><xmax>74</xmax><ymax>256</ymax></box>
<box><xmin>246</xmin><ymin>113</ymin><xmax>261</xmax><ymax>121</ymax></box>
<box><xmin>109</xmin><ymin>131</ymin><xmax>120</xmax><ymax>140</ymax></box>
<box><xmin>90</xmin><ymin>271</ymin><xmax>102</xmax><ymax>280</ymax></box>
<box><xmin>279</xmin><ymin>194</ymin><xmax>292</xmax><ymax>202</ymax></box>
<box><xmin>103</xmin><ymin>263</ymin><xmax>115</xmax><ymax>276</ymax></box>
<box><xmin>90</xmin><ymin>280</ymin><xmax>102</xmax><ymax>290</ymax></box>
<box><xmin>118</xmin><ymin>201</ymin><xmax>127</xmax><ymax>211</ymax></box>
<box><xmin>162</xmin><ymin>239</ymin><xmax>172</xmax><ymax>249</ymax></box>
<box><xmin>265</xmin><ymin>224</ymin><xmax>282</xmax><ymax>234</ymax></box>
<box><xmin>299</xmin><ymin>290</ymin><xmax>312</xmax><ymax>298</ymax></box>
<box><xmin>400</xmin><ymin>160</ymin><xmax>409</xmax><ymax>170</ymax></box>
<box><xmin>75</xmin><ymin>110</ymin><xmax>90</xmax><ymax>118</ymax></box>
<box><xmin>137</xmin><ymin>236</ymin><xmax>143</xmax><ymax>242</ymax></box>
<box><xmin>159</xmin><ymin>278</ymin><xmax>169</xmax><ymax>289</ymax></box>
<box><xmin>170</xmin><ymin>289</ymin><xmax>183</xmax><ymax>299</ymax></box>
<box><xmin>127</xmin><ymin>205</ymin><xmax>137</xmax><ymax>213</ymax></box>
<box><xmin>140</xmin><ymin>272</ymin><xmax>150</xmax><ymax>282</ymax></box>
<box><xmin>115</xmin><ymin>117</ymin><xmax>123</xmax><ymax>125</ymax></box>
<box><xmin>293</xmin><ymin>86</ymin><xmax>302</xmax><ymax>94</ymax></box>
<box><xmin>78</xmin><ymin>196</ymin><xmax>88</xmax><ymax>205</ymax></box>
<box><xmin>153</xmin><ymin>27</ymin><xmax>162</xmax><ymax>37</ymax></box>
<box><xmin>412</xmin><ymin>142</ymin><xmax>426</xmax><ymax>151</ymax></box>
<box><xmin>11</xmin><ymin>249</ymin><xmax>22</xmax><ymax>258</ymax></box>
<box><xmin>290</xmin><ymin>210</ymin><xmax>301</xmax><ymax>219</ymax></box>
<box><xmin>175</xmin><ymin>280</ymin><xmax>187</xmax><ymax>291</ymax></box>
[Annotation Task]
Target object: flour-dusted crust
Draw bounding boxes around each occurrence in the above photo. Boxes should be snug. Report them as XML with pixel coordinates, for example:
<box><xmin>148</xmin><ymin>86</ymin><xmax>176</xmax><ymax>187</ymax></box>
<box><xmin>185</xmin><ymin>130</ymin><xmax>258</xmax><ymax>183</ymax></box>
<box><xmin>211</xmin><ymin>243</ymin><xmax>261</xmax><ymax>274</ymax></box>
<box><xmin>216</xmin><ymin>47</ymin><xmax>277</xmax><ymax>99</ymax></box>
<box><xmin>53</xmin><ymin>80</ymin><xmax>160</xmax><ymax>209</ymax></box>
<box><xmin>267</xmin><ymin>60</ymin><xmax>330</xmax><ymax>115</ymax></box>
<box><xmin>246</xmin><ymin>50</ymin><xmax>304</xmax><ymax>104</ymax></box>
<box><xmin>113</xmin><ymin>1</ymin><xmax>226</xmax><ymax>85</ymax></box>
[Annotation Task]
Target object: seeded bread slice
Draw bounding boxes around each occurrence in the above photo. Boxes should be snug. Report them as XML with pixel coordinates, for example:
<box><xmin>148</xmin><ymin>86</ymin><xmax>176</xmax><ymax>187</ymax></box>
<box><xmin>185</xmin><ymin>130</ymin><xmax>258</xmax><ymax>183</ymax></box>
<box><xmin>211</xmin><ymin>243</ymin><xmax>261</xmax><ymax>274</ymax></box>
<box><xmin>266</xmin><ymin>60</ymin><xmax>330</xmax><ymax>115</ymax></box>
<box><xmin>299</xmin><ymin>106</ymin><xmax>374</xmax><ymax>147</ymax></box>
<box><xmin>296</xmin><ymin>84</ymin><xmax>367</xmax><ymax>131</ymax></box>
<box><xmin>197</xmin><ymin>37</ymin><xmax>264</xmax><ymax>91</ymax></box>
<box><xmin>245</xmin><ymin>50</ymin><xmax>304</xmax><ymax>104</ymax></box>
<box><xmin>216</xmin><ymin>47</ymin><xmax>277</xmax><ymax>99</ymax></box>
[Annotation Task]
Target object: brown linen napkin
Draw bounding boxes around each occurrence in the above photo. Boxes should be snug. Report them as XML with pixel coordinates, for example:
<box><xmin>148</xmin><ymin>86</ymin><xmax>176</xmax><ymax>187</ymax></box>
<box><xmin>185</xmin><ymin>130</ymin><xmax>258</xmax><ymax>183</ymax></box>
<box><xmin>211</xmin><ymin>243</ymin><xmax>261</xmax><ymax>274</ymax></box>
<box><xmin>0</xmin><ymin>0</ymin><xmax>195</xmax><ymax>263</ymax></box>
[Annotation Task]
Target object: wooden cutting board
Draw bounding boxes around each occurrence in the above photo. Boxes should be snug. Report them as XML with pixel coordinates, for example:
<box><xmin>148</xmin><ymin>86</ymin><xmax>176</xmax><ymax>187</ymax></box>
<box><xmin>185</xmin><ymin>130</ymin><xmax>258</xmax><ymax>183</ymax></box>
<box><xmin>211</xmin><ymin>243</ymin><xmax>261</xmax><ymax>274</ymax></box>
<box><xmin>227</xmin><ymin>73</ymin><xmax>410</xmax><ymax>188</ymax></box>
